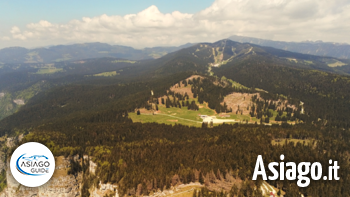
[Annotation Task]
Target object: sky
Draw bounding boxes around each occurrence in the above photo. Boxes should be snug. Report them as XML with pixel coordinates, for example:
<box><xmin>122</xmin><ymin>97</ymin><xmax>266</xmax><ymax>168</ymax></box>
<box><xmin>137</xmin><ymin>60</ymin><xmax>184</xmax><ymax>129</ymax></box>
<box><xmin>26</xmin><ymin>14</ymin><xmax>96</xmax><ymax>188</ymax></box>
<box><xmin>1</xmin><ymin>0</ymin><xmax>350</xmax><ymax>49</ymax></box>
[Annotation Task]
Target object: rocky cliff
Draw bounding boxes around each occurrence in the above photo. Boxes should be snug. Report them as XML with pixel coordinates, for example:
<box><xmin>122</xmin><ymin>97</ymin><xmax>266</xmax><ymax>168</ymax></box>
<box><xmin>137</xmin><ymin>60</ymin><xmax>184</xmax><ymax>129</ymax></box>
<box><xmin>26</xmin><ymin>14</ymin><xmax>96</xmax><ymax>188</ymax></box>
<box><xmin>0</xmin><ymin>135</ymin><xmax>120</xmax><ymax>197</ymax></box>
<box><xmin>0</xmin><ymin>156</ymin><xmax>82</xmax><ymax>197</ymax></box>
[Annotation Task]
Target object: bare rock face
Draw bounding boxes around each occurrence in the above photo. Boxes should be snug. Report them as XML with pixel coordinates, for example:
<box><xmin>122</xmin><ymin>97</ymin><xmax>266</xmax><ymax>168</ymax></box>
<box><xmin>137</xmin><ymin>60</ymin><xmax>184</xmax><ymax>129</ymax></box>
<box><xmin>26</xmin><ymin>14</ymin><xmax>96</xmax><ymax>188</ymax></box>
<box><xmin>5</xmin><ymin>137</ymin><xmax>17</xmax><ymax>148</ymax></box>
<box><xmin>0</xmin><ymin>157</ymin><xmax>82</xmax><ymax>197</ymax></box>
<box><xmin>13</xmin><ymin>99</ymin><xmax>25</xmax><ymax>105</ymax></box>
<box><xmin>82</xmin><ymin>155</ymin><xmax>97</xmax><ymax>175</ymax></box>
<box><xmin>171</xmin><ymin>175</ymin><xmax>181</xmax><ymax>186</ymax></box>
<box><xmin>0</xmin><ymin>137</ymin><xmax>121</xmax><ymax>197</ymax></box>
<box><xmin>17</xmin><ymin>134</ymin><xmax>24</xmax><ymax>143</ymax></box>
<box><xmin>136</xmin><ymin>184</ymin><xmax>143</xmax><ymax>196</ymax></box>
<box><xmin>89</xmin><ymin>160</ymin><xmax>97</xmax><ymax>175</ymax></box>
<box><xmin>90</xmin><ymin>181</ymin><xmax>119</xmax><ymax>197</ymax></box>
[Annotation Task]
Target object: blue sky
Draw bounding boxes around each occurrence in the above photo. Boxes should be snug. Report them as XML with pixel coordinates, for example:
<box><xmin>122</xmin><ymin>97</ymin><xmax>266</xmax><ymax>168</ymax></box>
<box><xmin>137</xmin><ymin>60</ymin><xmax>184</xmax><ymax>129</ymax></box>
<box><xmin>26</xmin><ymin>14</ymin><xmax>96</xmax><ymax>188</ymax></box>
<box><xmin>0</xmin><ymin>0</ymin><xmax>213</xmax><ymax>29</ymax></box>
<box><xmin>1</xmin><ymin>0</ymin><xmax>349</xmax><ymax>49</ymax></box>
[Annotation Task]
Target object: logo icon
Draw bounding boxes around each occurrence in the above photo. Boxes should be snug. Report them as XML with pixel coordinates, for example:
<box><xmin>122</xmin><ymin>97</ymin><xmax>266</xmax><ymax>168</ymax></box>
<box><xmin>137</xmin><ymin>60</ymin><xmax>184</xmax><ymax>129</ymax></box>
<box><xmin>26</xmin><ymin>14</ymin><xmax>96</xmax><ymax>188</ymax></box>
<box><xmin>10</xmin><ymin>142</ymin><xmax>55</xmax><ymax>187</ymax></box>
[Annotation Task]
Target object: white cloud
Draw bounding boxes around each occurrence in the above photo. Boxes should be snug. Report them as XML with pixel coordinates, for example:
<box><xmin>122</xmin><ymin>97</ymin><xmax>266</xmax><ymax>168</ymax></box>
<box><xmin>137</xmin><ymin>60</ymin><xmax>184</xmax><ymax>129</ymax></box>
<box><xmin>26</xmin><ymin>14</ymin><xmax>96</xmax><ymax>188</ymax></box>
<box><xmin>1</xmin><ymin>36</ymin><xmax>10</xmax><ymax>41</ymax></box>
<box><xmin>2</xmin><ymin>0</ymin><xmax>350</xmax><ymax>48</ymax></box>
<box><xmin>10</xmin><ymin>26</ymin><xmax>21</xmax><ymax>34</ymax></box>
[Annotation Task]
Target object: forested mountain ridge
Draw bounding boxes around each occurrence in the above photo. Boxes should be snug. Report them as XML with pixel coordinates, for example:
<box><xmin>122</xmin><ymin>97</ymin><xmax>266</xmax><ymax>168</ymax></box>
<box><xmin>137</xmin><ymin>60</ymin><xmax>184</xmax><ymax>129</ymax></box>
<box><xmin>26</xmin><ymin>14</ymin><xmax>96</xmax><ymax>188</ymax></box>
<box><xmin>2</xmin><ymin>39</ymin><xmax>350</xmax><ymax>127</ymax></box>
<box><xmin>1</xmin><ymin>39</ymin><xmax>349</xmax><ymax>88</ymax></box>
<box><xmin>2</xmin><ymin>39</ymin><xmax>349</xmax><ymax>78</ymax></box>
<box><xmin>0</xmin><ymin>42</ymin><xmax>194</xmax><ymax>64</ymax></box>
<box><xmin>143</xmin><ymin>39</ymin><xmax>350</xmax><ymax>76</ymax></box>
<box><xmin>0</xmin><ymin>57</ymin><xmax>145</xmax><ymax>121</ymax></box>
<box><xmin>229</xmin><ymin>35</ymin><xmax>350</xmax><ymax>59</ymax></box>
<box><xmin>213</xmin><ymin>54</ymin><xmax>350</xmax><ymax>128</ymax></box>
<box><xmin>1</xmin><ymin>72</ymin><xmax>350</xmax><ymax>196</ymax></box>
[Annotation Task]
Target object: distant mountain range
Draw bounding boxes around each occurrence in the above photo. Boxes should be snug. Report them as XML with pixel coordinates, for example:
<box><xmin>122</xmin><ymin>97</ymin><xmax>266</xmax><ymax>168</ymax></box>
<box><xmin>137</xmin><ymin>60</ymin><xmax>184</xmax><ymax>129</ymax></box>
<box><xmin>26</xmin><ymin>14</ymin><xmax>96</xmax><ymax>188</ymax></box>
<box><xmin>2</xmin><ymin>36</ymin><xmax>350</xmax><ymax>65</ymax></box>
<box><xmin>0</xmin><ymin>43</ymin><xmax>194</xmax><ymax>64</ymax></box>
<box><xmin>139</xmin><ymin>39</ymin><xmax>350</xmax><ymax>76</ymax></box>
<box><xmin>229</xmin><ymin>35</ymin><xmax>350</xmax><ymax>59</ymax></box>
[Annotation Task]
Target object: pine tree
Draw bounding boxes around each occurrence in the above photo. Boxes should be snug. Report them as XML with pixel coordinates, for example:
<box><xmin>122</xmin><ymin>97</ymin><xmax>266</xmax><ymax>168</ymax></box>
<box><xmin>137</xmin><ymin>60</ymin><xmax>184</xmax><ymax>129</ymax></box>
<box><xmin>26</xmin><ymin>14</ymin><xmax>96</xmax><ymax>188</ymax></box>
<box><xmin>275</xmin><ymin>115</ymin><xmax>281</xmax><ymax>121</ymax></box>
<box><xmin>199</xmin><ymin>173</ymin><xmax>204</xmax><ymax>184</ymax></box>
<box><xmin>193</xmin><ymin>190</ymin><xmax>197</xmax><ymax>197</ymax></box>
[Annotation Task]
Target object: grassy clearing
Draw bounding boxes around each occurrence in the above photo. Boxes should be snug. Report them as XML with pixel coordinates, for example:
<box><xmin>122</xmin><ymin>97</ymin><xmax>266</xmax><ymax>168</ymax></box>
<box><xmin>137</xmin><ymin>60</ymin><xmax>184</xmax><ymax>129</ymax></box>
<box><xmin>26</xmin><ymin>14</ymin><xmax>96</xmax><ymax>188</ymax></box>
<box><xmin>304</xmin><ymin>60</ymin><xmax>313</xmax><ymax>64</ymax></box>
<box><xmin>328</xmin><ymin>60</ymin><xmax>347</xmax><ymax>67</ymax></box>
<box><xmin>129</xmin><ymin>113</ymin><xmax>201</xmax><ymax>127</ymax></box>
<box><xmin>36</xmin><ymin>66</ymin><xmax>63</xmax><ymax>74</ymax></box>
<box><xmin>219</xmin><ymin>76</ymin><xmax>249</xmax><ymax>89</ymax></box>
<box><xmin>131</xmin><ymin>78</ymin><xmax>295</xmax><ymax>127</ymax></box>
<box><xmin>170</xmin><ymin>185</ymin><xmax>203</xmax><ymax>197</ymax></box>
<box><xmin>149</xmin><ymin>52</ymin><xmax>168</xmax><ymax>59</ymax></box>
<box><xmin>130</xmin><ymin>93</ymin><xmax>295</xmax><ymax>127</ymax></box>
<box><xmin>111</xmin><ymin>60</ymin><xmax>136</xmax><ymax>64</ymax></box>
<box><xmin>271</xmin><ymin>139</ymin><xmax>314</xmax><ymax>146</ymax></box>
<box><xmin>211</xmin><ymin>47</ymin><xmax>224</xmax><ymax>66</ymax></box>
<box><xmin>286</xmin><ymin>58</ymin><xmax>298</xmax><ymax>63</ymax></box>
<box><xmin>130</xmin><ymin>103</ymin><xmax>214</xmax><ymax>127</ymax></box>
<box><xmin>217</xmin><ymin>114</ymin><xmax>252</xmax><ymax>121</ymax></box>
<box><xmin>92</xmin><ymin>71</ymin><xmax>119</xmax><ymax>77</ymax></box>
<box><xmin>54</xmin><ymin>54</ymin><xmax>72</xmax><ymax>62</ymax></box>
<box><xmin>130</xmin><ymin>97</ymin><xmax>259</xmax><ymax>127</ymax></box>
<box><xmin>227</xmin><ymin>79</ymin><xmax>249</xmax><ymax>89</ymax></box>
<box><xmin>148</xmin><ymin>184</ymin><xmax>203</xmax><ymax>197</ymax></box>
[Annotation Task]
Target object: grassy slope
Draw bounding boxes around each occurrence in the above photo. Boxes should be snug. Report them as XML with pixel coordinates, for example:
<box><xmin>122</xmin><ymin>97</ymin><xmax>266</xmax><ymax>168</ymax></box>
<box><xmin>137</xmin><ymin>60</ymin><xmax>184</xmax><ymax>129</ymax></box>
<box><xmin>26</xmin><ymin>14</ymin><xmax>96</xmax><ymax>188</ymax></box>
<box><xmin>129</xmin><ymin>96</ymin><xmax>274</xmax><ymax>127</ymax></box>
<box><xmin>36</xmin><ymin>67</ymin><xmax>63</xmax><ymax>74</ymax></box>
<box><xmin>130</xmin><ymin>102</ymin><xmax>213</xmax><ymax>127</ymax></box>
<box><xmin>92</xmin><ymin>71</ymin><xmax>119</xmax><ymax>77</ymax></box>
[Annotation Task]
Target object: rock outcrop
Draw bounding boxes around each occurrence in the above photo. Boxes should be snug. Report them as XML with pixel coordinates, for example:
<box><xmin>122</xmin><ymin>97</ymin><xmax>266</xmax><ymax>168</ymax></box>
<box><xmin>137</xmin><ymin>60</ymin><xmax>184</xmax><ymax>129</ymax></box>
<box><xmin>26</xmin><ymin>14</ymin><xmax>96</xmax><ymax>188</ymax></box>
<box><xmin>90</xmin><ymin>182</ymin><xmax>119</xmax><ymax>197</ymax></box>
<box><xmin>0</xmin><ymin>156</ymin><xmax>82</xmax><ymax>197</ymax></box>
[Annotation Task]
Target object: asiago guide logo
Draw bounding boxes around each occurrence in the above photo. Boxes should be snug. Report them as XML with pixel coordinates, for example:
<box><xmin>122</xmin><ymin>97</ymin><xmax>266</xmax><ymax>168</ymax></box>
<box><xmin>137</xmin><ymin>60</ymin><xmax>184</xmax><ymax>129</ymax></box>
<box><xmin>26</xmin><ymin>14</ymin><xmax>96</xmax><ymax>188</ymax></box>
<box><xmin>10</xmin><ymin>142</ymin><xmax>55</xmax><ymax>187</ymax></box>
